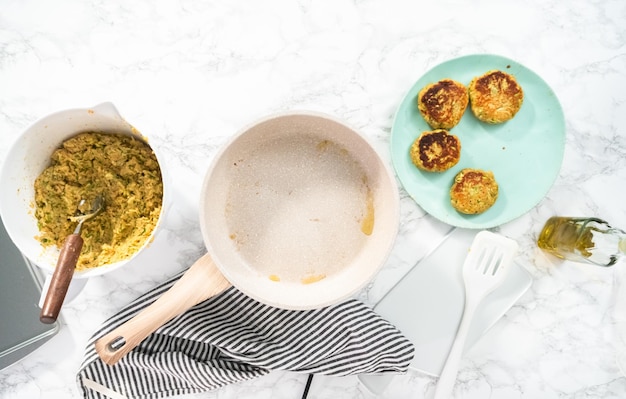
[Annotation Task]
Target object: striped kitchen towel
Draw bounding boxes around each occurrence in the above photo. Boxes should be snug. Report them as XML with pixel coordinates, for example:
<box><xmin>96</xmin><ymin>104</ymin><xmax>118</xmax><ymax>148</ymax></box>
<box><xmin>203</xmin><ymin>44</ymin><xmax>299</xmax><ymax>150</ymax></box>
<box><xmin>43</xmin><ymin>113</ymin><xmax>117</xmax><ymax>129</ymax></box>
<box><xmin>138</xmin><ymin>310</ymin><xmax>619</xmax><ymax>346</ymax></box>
<box><xmin>77</xmin><ymin>271</ymin><xmax>415</xmax><ymax>398</ymax></box>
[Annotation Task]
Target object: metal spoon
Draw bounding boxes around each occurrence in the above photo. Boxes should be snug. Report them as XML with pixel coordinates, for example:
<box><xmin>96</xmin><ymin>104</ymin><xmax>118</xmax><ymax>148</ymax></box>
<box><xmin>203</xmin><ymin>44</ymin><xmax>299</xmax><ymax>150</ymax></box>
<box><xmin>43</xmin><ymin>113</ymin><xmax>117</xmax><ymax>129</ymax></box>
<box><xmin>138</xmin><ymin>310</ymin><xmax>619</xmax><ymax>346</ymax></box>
<box><xmin>40</xmin><ymin>194</ymin><xmax>104</xmax><ymax>324</ymax></box>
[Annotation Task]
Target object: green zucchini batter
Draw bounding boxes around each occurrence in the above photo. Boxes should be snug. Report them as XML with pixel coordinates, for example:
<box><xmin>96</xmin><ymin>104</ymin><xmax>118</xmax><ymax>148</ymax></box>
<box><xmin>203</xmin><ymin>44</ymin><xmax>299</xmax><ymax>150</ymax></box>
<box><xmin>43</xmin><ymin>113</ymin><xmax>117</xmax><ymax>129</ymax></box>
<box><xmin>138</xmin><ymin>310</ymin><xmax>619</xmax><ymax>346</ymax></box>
<box><xmin>34</xmin><ymin>132</ymin><xmax>163</xmax><ymax>270</ymax></box>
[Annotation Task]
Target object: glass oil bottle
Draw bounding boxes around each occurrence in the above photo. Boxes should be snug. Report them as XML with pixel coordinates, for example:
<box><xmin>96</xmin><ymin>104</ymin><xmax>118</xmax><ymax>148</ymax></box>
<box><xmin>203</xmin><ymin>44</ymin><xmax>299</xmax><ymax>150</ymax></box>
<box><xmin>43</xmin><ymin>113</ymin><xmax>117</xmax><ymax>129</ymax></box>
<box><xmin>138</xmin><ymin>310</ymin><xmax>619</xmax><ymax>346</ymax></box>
<box><xmin>537</xmin><ymin>216</ymin><xmax>626</xmax><ymax>267</ymax></box>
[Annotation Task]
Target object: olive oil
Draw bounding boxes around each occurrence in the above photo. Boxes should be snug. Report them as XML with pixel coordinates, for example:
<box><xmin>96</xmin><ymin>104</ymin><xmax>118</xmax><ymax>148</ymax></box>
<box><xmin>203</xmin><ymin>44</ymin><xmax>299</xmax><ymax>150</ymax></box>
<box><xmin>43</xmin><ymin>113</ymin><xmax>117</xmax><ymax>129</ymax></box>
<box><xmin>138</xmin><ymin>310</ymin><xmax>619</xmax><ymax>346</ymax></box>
<box><xmin>537</xmin><ymin>217</ymin><xmax>626</xmax><ymax>267</ymax></box>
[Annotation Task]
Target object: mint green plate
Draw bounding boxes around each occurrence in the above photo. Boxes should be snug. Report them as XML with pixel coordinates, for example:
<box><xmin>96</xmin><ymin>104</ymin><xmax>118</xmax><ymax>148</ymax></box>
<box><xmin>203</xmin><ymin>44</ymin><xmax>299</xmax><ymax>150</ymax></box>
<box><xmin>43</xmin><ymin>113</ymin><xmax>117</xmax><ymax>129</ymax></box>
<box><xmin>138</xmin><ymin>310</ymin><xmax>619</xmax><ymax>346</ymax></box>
<box><xmin>391</xmin><ymin>54</ymin><xmax>565</xmax><ymax>229</ymax></box>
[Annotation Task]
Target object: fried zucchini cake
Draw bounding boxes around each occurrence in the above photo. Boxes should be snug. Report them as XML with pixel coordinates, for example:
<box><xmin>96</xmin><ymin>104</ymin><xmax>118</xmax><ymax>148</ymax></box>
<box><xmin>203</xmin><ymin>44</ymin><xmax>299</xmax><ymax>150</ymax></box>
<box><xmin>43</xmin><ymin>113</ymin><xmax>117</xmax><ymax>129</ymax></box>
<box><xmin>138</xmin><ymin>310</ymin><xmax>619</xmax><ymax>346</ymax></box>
<box><xmin>417</xmin><ymin>79</ymin><xmax>469</xmax><ymax>129</ymax></box>
<box><xmin>468</xmin><ymin>70</ymin><xmax>523</xmax><ymax>124</ymax></box>
<box><xmin>410</xmin><ymin>129</ymin><xmax>461</xmax><ymax>172</ymax></box>
<box><xmin>450</xmin><ymin>168</ymin><xmax>498</xmax><ymax>214</ymax></box>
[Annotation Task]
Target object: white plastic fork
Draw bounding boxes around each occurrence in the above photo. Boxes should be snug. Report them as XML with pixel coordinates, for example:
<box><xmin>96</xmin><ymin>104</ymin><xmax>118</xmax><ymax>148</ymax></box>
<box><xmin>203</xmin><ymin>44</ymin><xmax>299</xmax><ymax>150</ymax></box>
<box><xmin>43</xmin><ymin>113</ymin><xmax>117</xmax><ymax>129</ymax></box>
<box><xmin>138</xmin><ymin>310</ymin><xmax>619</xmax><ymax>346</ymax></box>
<box><xmin>433</xmin><ymin>230</ymin><xmax>519</xmax><ymax>399</ymax></box>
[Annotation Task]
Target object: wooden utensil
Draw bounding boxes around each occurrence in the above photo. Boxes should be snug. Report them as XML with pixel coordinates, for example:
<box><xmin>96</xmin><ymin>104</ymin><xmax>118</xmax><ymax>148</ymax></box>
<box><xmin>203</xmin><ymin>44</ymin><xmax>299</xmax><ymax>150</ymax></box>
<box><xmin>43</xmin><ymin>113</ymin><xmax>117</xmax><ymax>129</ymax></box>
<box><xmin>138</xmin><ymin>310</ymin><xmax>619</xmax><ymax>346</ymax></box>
<box><xmin>95</xmin><ymin>253</ymin><xmax>231</xmax><ymax>365</ymax></box>
<box><xmin>40</xmin><ymin>195</ymin><xmax>104</xmax><ymax>324</ymax></box>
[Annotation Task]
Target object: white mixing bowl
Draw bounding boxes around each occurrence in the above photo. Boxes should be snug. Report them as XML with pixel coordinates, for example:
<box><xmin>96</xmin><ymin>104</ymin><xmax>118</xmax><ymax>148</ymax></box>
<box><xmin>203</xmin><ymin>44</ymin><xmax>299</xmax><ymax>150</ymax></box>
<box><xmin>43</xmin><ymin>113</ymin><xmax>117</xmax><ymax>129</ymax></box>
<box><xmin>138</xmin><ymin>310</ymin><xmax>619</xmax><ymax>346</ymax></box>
<box><xmin>0</xmin><ymin>103</ymin><xmax>170</xmax><ymax>300</ymax></box>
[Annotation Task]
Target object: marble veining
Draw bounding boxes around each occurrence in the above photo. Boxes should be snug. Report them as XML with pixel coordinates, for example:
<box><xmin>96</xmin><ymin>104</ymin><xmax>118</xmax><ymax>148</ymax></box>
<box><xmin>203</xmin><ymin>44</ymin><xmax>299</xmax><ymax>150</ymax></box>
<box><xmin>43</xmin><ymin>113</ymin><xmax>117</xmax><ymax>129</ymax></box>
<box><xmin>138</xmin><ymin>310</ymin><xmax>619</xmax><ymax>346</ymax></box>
<box><xmin>1</xmin><ymin>0</ymin><xmax>625</xmax><ymax>398</ymax></box>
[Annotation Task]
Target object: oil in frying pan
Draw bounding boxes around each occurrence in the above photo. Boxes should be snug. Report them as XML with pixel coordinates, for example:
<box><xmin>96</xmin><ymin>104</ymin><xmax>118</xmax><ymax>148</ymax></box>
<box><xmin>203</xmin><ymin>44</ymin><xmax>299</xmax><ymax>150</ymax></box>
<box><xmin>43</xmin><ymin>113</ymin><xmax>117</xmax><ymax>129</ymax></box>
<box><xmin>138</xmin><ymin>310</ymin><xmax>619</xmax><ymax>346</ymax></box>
<box><xmin>225</xmin><ymin>134</ymin><xmax>373</xmax><ymax>284</ymax></box>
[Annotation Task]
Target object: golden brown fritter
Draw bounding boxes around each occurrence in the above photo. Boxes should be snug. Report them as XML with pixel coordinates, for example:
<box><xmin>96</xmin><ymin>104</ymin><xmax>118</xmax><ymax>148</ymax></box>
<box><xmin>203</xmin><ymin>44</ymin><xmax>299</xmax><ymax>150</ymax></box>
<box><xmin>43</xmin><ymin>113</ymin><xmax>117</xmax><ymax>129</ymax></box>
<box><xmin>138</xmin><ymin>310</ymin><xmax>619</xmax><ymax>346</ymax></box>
<box><xmin>468</xmin><ymin>70</ymin><xmax>523</xmax><ymax>124</ymax></box>
<box><xmin>450</xmin><ymin>168</ymin><xmax>498</xmax><ymax>214</ymax></box>
<box><xmin>410</xmin><ymin>129</ymin><xmax>461</xmax><ymax>172</ymax></box>
<box><xmin>417</xmin><ymin>79</ymin><xmax>469</xmax><ymax>130</ymax></box>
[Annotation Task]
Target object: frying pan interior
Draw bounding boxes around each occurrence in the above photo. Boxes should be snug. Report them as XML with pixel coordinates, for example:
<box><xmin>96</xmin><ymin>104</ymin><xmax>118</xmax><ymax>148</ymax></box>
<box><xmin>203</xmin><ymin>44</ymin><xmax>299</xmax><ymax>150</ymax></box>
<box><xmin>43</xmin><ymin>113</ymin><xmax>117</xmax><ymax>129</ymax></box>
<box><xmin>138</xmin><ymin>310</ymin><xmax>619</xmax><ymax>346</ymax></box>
<box><xmin>200</xmin><ymin>112</ymin><xmax>399</xmax><ymax>309</ymax></box>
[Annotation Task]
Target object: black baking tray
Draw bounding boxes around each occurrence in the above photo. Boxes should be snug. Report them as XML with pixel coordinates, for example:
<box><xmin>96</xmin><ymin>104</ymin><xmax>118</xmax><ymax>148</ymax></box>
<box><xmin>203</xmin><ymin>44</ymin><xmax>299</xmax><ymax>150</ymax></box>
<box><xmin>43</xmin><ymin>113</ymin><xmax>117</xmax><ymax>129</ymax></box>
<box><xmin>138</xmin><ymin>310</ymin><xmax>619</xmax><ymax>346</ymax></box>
<box><xmin>0</xmin><ymin>216</ymin><xmax>59</xmax><ymax>370</ymax></box>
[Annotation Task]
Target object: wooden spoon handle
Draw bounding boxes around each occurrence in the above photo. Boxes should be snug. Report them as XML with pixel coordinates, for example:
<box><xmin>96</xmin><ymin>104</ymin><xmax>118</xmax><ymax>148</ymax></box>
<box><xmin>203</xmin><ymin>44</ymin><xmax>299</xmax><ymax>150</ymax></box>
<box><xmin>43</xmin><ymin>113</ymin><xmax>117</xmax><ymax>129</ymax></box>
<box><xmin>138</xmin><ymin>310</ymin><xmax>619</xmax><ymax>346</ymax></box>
<box><xmin>95</xmin><ymin>253</ymin><xmax>231</xmax><ymax>365</ymax></box>
<box><xmin>40</xmin><ymin>233</ymin><xmax>83</xmax><ymax>324</ymax></box>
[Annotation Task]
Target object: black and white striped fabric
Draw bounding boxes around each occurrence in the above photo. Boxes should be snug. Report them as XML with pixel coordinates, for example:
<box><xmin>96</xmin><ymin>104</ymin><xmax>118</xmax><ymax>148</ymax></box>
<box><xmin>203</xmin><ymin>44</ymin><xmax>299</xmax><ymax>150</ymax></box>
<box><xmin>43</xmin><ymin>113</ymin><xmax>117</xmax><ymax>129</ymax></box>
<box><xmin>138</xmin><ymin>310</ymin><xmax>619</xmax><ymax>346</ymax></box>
<box><xmin>77</xmin><ymin>271</ymin><xmax>414</xmax><ymax>398</ymax></box>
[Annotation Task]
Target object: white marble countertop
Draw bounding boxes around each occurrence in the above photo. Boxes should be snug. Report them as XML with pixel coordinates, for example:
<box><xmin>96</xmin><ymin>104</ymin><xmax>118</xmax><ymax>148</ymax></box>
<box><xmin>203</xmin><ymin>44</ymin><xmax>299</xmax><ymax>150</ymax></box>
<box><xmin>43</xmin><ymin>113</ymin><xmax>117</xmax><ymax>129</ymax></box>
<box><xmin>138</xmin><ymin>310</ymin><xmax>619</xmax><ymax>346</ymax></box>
<box><xmin>1</xmin><ymin>0</ymin><xmax>626</xmax><ymax>398</ymax></box>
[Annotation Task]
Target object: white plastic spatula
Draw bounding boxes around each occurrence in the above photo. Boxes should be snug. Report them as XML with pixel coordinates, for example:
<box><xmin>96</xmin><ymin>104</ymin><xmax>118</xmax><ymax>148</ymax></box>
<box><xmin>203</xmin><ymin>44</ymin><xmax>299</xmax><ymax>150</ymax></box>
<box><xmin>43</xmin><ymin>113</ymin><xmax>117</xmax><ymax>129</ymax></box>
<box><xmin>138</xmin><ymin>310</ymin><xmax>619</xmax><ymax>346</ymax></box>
<box><xmin>433</xmin><ymin>231</ymin><xmax>518</xmax><ymax>399</ymax></box>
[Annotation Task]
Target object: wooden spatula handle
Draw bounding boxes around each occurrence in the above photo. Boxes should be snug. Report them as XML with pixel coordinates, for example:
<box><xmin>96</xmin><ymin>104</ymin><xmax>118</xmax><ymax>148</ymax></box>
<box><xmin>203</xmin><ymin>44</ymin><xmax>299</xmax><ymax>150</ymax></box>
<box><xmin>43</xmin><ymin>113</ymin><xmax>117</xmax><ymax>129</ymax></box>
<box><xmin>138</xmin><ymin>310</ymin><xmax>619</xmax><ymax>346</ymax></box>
<box><xmin>95</xmin><ymin>253</ymin><xmax>231</xmax><ymax>365</ymax></box>
<box><xmin>40</xmin><ymin>233</ymin><xmax>83</xmax><ymax>324</ymax></box>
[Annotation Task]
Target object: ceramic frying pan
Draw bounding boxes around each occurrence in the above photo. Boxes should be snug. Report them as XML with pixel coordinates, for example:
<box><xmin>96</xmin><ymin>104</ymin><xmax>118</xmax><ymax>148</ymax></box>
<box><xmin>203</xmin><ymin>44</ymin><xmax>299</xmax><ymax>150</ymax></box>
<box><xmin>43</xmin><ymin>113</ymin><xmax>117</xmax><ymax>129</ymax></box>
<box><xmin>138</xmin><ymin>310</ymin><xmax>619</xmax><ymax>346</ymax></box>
<box><xmin>96</xmin><ymin>112</ymin><xmax>399</xmax><ymax>365</ymax></box>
